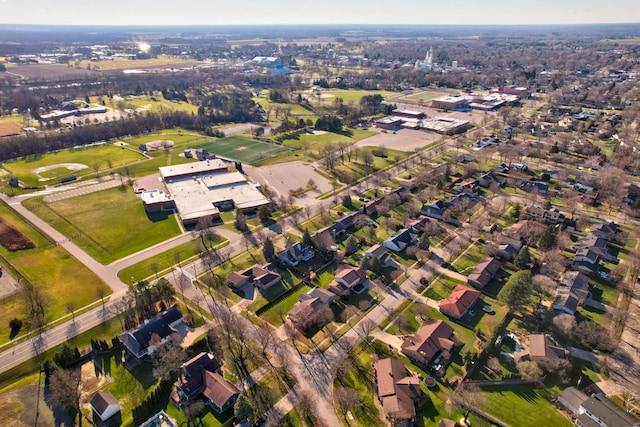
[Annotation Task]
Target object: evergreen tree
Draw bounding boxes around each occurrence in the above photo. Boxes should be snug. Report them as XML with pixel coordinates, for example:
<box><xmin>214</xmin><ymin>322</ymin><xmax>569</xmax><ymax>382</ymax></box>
<box><xmin>344</xmin><ymin>235</ymin><xmax>358</xmax><ymax>255</ymax></box>
<box><xmin>500</xmin><ymin>270</ymin><xmax>533</xmax><ymax>311</ymax></box>
<box><xmin>262</xmin><ymin>237</ymin><xmax>275</xmax><ymax>261</ymax></box>
<box><xmin>513</xmin><ymin>245</ymin><xmax>532</xmax><ymax>270</ymax></box>
<box><xmin>302</xmin><ymin>228</ymin><xmax>314</xmax><ymax>248</ymax></box>
<box><xmin>537</xmin><ymin>225</ymin><xmax>558</xmax><ymax>250</ymax></box>
<box><xmin>418</xmin><ymin>233</ymin><xmax>430</xmax><ymax>250</ymax></box>
<box><xmin>234</xmin><ymin>394</ymin><xmax>254</xmax><ymax>423</ymax></box>
<box><xmin>370</xmin><ymin>255</ymin><xmax>382</xmax><ymax>273</ymax></box>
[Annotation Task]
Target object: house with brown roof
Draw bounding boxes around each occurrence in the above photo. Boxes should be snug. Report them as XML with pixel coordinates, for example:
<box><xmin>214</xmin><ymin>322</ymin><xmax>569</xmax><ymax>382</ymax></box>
<box><xmin>438</xmin><ymin>285</ymin><xmax>481</xmax><ymax>320</ymax></box>
<box><xmin>227</xmin><ymin>263</ymin><xmax>280</xmax><ymax>290</ymax></box>
<box><xmin>329</xmin><ymin>264</ymin><xmax>367</xmax><ymax>296</ymax></box>
<box><xmin>401</xmin><ymin>320</ymin><xmax>456</xmax><ymax>366</ymax></box>
<box><xmin>374</xmin><ymin>358</ymin><xmax>426</xmax><ymax>425</ymax></box>
<box><xmin>467</xmin><ymin>258</ymin><xmax>502</xmax><ymax>289</ymax></box>
<box><xmin>171</xmin><ymin>352</ymin><xmax>222</xmax><ymax>406</ymax></box>
<box><xmin>202</xmin><ymin>371</ymin><xmax>240</xmax><ymax>413</ymax></box>
<box><xmin>528</xmin><ymin>334</ymin><xmax>567</xmax><ymax>367</ymax></box>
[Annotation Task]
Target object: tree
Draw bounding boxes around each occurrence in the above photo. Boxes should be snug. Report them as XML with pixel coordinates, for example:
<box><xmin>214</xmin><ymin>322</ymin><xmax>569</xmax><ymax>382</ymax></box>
<box><xmin>537</xmin><ymin>225</ymin><xmax>558</xmax><ymax>250</ymax></box>
<box><xmin>369</xmin><ymin>255</ymin><xmax>382</xmax><ymax>273</ymax></box>
<box><xmin>47</xmin><ymin>368</ymin><xmax>84</xmax><ymax>426</ymax></box>
<box><xmin>334</xmin><ymin>386</ymin><xmax>359</xmax><ymax>418</ymax></box>
<box><xmin>183</xmin><ymin>401</ymin><xmax>205</xmax><ymax>425</ymax></box>
<box><xmin>258</xmin><ymin>205</ymin><xmax>272</xmax><ymax>223</ymax></box>
<box><xmin>447</xmin><ymin>383</ymin><xmax>486</xmax><ymax>425</ymax></box>
<box><xmin>234</xmin><ymin>210</ymin><xmax>248</xmax><ymax>232</ymax></box>
<box><xmin>234</xmin><ymin>394</ymin><xmax>254</xmax><ymax>423</ymax></box>
<box><xmin>487</xmin><ymin>357</ymin><xmax>501</xmax><ymax>375</ymax></box>
<box><xmin>153</xmin><ymin>342</ymin><xmax>187</xmax><ymax>381</ymax></box>
<box><xmin>500</xmin><ymin>270</ymin><xmax>533</xmax><ymax>311</ymax></box>
<box><xmin>517</xmin><ymin>360</ymin><xmax>544</xmax><ymax>383</ymax></box>
<box><xmin>262</xmin><ymin>237</ymin><xmax>275</xmax><ymax>261</ymax></box>
<box><xmin>513</xmin><ymin>245</ymin><xmax>532</xmax><ymax>270</ymax></box>
<box><xmin>344</xmin><ymin>235</ymin><xmax>359</xmax><ymax>255</ymax></box>
<box><xmin>302</xmin><ymin>228</ymin><xmax>314</xmax><ymax>248</ymax></box>
<box><xmin>418</xmin><ymin>233</ymin><xmax>430</xmax><ymax>250</ymax></box>
<box><xmin>22</xmin><ymin>281</ymin><xmax>47</xmax><ymax>330</ymax></box>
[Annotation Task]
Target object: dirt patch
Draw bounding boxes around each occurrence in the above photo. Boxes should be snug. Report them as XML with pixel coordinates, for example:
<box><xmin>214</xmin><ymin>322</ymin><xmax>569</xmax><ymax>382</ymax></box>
<box><xmin>0</xmin><ymin>122</ymin><xmax>22</xmax><ymax>137</ymax></box>
<box><xmin>0</xmin><ymin>218</ymin><xmax>35</xmax><ymax>251</ymax></box>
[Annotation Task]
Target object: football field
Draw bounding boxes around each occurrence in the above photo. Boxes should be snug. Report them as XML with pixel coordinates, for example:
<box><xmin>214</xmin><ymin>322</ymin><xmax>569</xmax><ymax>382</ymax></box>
<box><xmin>193</xmin><ymin>136</ymin><xmax>292</xmax><ymax>164</ymax></box>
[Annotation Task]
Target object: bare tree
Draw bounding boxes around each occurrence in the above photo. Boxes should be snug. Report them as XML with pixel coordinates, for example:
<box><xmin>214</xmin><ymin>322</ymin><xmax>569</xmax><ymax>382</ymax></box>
<box><xmin>47</xmin><ymin>368</ymin><xmax>85</xmax><ymax>426</ymax></box>
<box><xmin>447</xmin><ymin>383</ymin><xmax>486</xmax><ymax>425</ymax></box>
<box><xmin>334</xmin><ymin>386</ymin><xmax>360</xmax><ymax>419</ymax></box>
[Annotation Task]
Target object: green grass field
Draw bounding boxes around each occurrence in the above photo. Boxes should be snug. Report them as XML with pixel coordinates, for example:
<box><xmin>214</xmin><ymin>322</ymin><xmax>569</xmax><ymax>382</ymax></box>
<box><xmin>484</xmin><ymin>386</ymin><xmax>572</xmax><ymax>426</ymax></box>
<box><xmin>403</xmin><ymin>89</ymin><xmax>452</xmax><ymax>102</ymax></box>
<box><xmin>0</xmin><ymin>201</ymin><xmax>111</xmax><ymax>345</ymax></box>
<box><xmin>2</xmin><ymin>143</ymin><xmax>146</xmax><ymax>186</ymax></box>
<box><xmin>23</xmin><ymin>187</ymin><xmax>181</xmax><ymax>264</ymax></box>
<box><xmin>192</xmin><ymin>135</ymin><xmax>292</xmax><ymax>164</ymax></box>
<box><xmin>117</xmin><ymin>235</ymin><xmax>229</xmax><ymax>283</ymax></box>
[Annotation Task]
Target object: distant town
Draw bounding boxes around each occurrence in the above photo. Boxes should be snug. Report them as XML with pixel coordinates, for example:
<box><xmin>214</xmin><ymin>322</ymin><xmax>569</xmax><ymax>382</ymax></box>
<box><xmin>1</xmin><ymin>23</ymin><xmax>640</xmax><ymax>427</ymax></box>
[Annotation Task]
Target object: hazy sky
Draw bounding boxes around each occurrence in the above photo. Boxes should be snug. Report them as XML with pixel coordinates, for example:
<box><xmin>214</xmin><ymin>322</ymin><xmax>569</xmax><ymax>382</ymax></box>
<box><xmin>2</xmin><ymin>0</ymin><xmax>639</xmax><ymax>26</ymax></box>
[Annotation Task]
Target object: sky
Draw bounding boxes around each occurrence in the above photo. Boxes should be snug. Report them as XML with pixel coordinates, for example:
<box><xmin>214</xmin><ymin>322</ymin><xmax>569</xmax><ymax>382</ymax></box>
<box><xmin>1</xmin><ymin>0</ymin><xmax>639</xmax><ymax>26</ymax></box>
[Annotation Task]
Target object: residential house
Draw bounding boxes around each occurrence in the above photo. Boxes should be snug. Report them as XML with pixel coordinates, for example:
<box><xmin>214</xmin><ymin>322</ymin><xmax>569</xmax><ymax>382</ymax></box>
<box><xmin>315</xmin><ymin>211</ymin><xmax>363</xmax><ymax>242</ymax></box>
<box><xmin>202</xmin><ymin>371</ymin><xmax>240</xmax><ymax>413</ymax></box>
<box><xmin>557</xmin><ymin>388</ymin><xmax>639</xmax><ymax>427</ymax></box>
<box><xmin>374</xmin><ymin>358</ymin><xmax>425</xmax><ymax>424</ymax></box>
<box><xmin>552</xmin><ymin>271</ymin><xmax>590</xmax><ymax>315</ymax></box>
<box><xmin>421</xmin><ymin>200</ymin><xmax>447</xmax><ymax>221</ymax></box>
<box><xmin>277</xmin><ymin>242</ymin><xmax>315</xmax><ymax>266</ymax></box>
<box><xmin>477</xmin><ymin>171</ymin><xmax>504</xmax><ymax>188</ymax></box>
<box><xmin>365</xmin><ymin>244</ymin><xmax>399</xmax><ymax>269</ymax></box>
<box><xmin>407</xmin><ymin>217</ymin><xmax>431</xmax><ymax>235</ymax></box>
<box><xmin>573</xmin><ymin>247</ymin><xmax>602</xmax><ymax>275</ymax></box>
<box><xmin>438</xmin><ymin>285</ymin><xmax>481</xmax><ymax>320</ymax></box>
<box><xmin>118</xmin><ymin>306</ymin><xmax>183</xmax><ymax>359</ymax></box>
<box><xmin>227</xmin><ymin>263</ymin><xmax>281</xmax><ymax>290</ymax></box>
<box><xmin>544</xmin><ymin>208</ymin><xmax>567</xmax><ymax>225</ymax></box>
<box><xmin>329</xmin><ymin>264</ymin><xmax>367</xmax><ymax>295</ymax></box>
<box><xmin>520</xmin><ymin>181</ymin><xmax>549</xmax><ymax>195</ymax></box>
<box><xmin>524</xmin><ymin>206</ymin><xmax>545</xmax><ymax>222</ymax></box>
<box><xmin>437</xmin><ymin>419</ymin><xmax>460</xmax><ymax>427</ymax></box>
<box><xmin>90</xmin><ymin>391</ymin><xmax>120</xmax><ymax>426</ymax></box>
<box><xmin>590</xmin><ymin>222</ymin><xmax>619</xmax><ymax>240</ymax></box>
<box><xmin>496</xmin><ymin>233</ymin><xmax>522</xmax><ymax>260</ymax></box>
<box><xmin>299</xmin><ymin>287</ymin><xmax>335</xmax><ymax>305</ymax></box>
<box><xmin>528</xmin><ymin>334</ymin><xmax>567</xmax><ymax>367</ymax></box>
<box><xmin>401</xmin><ymin>320</ymin><xmax>455</xmax><ymax>366</ymax></box>
<box><xmin>455</xmin><ymin>181</ymin><xmax>480</xmax><ymax>197</ymax></box>
<box><xmin>557</xmin><ymin>387</ymin><xmax>589</xmax><ymax>416</ymax></box>
<box><xmin>467</xmin><ymin>258</ymin><xmax>502</xmax><ymax>289</ymax></box>
<box><xmin>172</xmin><ymin>352</ymin><xmax>222</xmax><ymax>406</ymax></box>
<box><xmin>383</xmin><ymin>228</ymin><xmax>417</xmax><ymax>252</ymax></box>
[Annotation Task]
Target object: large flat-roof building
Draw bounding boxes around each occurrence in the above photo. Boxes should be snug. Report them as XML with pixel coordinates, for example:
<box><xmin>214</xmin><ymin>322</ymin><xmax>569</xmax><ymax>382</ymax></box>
<box><xmin>150</xmin><ymin>159</ymin><xmax>270</xmax><ymax>226</ymax></box>
<box><xmin>421</xmin><ymin>117</ymin><xmax>469</xmax><ymax>135</ymax></box>
<box><xmin>431</xmin><ymin>95</ymin><xmax>470</xmax><ymax>111</ymax></box>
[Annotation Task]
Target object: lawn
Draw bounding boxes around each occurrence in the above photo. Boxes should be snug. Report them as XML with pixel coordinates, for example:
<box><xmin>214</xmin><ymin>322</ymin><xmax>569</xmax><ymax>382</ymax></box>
<box><xmin>424</xmin><ymin>274</ymin><xmax>466</xmax><ymax>301</ymax></box>
<box><xmin>317</xmin><ymin>89</ymin><xmax>397</xmax><ymax>104</ymax></box>
<box><xmin>403</xmin><ymin>89</ymin><xmax>454</xmax><ymax>102</ymax></box>
<box><xmin>449</xmin><ymin>243</ymin><xmax>486</xmax><ymax>275</ymax></box>
<box><xmin>260</xmin><ymin>284</ymin><xmax>312</xmax><ymax>326</ymax></box>
<box><xmin>112</xmin><ymin>94</ymin><xmax>200</xmax><ymax>115</ymax></box>
<box><xmin>483</xmin><ymin>386</ymin><xmax>572</xmax><ymax>427</ymax></box>
<box><xmin>117</xmin><ymin>234</ymin><xmax>229</xmax><ymax>283</ymax></box>
<box><xmin>23</xmin><ymin>186</ymin><xmax>181</xmax><ymax>264</ymax></box>
<box><xmin>2</xmin><ymin>143</ymin><xmax>146</xmax><ymax>186</ymax></box>
<box><xmin>334</xmin><ymin>349</ymin><xmax>386</xmax><ymax>427</ymax></box>
<box><xmin>258</xmin><ymin>129</ymin><xmax>375</xmax><ymax>165</ymax></box>
<box><xmin>0</xmin><ymin>201</ymin><xmax>111</xmax><ymax>346</ymax></box>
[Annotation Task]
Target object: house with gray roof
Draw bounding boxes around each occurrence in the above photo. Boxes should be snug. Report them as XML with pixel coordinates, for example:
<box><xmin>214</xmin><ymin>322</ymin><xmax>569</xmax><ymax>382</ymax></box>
<box><xmin>118</xmin><ymin>306</ymin><xmax>183</xmax><ymax>359</ymax></box>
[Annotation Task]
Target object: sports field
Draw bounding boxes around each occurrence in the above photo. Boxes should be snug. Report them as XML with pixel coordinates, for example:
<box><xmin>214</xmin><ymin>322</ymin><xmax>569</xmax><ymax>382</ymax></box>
<box><xmin>23</xmin><ymin>186</ymin><xmax>181</xmax><ymax>264</ymax></box>
<box><xmin>2</xmin><ymin>143</ymin><xmax>145</xmax><ymax>186</ymax></box>
<box><xmin>192</xmin><ymin>136</ymin><xmax>292</xmax><ymax>164</ymax></box>
<box><xmin>401</xmin><ymin>89</ymin><xmax>453</xmax><ymax>102</ymax></box>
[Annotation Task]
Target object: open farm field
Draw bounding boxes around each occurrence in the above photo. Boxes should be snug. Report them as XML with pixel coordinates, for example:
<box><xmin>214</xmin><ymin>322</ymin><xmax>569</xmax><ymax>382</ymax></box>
<box><xmin>23</xmin><ymin>187</ymin><xmax>181</xmax><ymax>264</ymax></box>
<box><xmin>192</xmin><ymin>135</ymin><xmax>292</xmax><ymax>164</ymax></box>
<box><xmin>2</xmin><ymin>143</ymin><xmax>145</xmax><ymax>186</ymax></box>
<box><xmin>77</xmin><ymin>57</ymin><xmax>203</xmax><ymax>71</ymax></box>
<box><xmin>4</xmin><ymin>63</ymin><xmax>100</xmax><ymax>80</ymax></box>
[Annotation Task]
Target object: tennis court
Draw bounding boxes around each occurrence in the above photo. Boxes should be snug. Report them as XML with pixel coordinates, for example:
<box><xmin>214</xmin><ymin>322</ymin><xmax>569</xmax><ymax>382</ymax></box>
<box><xmin>192</xmin><ymin>136</ymin><xmax>292</xmax><ymax>164</ymax></box>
